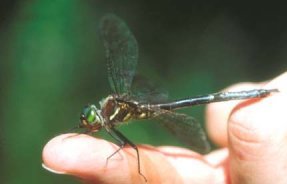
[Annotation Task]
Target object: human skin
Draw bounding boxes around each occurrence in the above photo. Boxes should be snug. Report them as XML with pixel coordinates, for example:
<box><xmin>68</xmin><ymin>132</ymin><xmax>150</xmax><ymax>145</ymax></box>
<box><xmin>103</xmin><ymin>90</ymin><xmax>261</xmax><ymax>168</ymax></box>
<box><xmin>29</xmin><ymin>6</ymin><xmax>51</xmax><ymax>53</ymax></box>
<box><xmin>42</xmin><ymin>72</ymin><xmax>287</xmax><ymax>184</ymax></box>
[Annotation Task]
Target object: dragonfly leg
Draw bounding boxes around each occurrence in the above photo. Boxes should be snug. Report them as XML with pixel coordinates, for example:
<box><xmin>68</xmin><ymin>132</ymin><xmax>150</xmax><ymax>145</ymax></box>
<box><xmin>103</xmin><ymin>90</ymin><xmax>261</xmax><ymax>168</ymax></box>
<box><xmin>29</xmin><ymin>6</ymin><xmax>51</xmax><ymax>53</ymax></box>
<box><xmin>105</xmin><ymin>127</ymin><xmax>125</xmax><ymax>163</ymax></box>
<box><xmin>106</xmin><ymin>127</ymin><xmax>147</xmax><ymax>182</ymax></box>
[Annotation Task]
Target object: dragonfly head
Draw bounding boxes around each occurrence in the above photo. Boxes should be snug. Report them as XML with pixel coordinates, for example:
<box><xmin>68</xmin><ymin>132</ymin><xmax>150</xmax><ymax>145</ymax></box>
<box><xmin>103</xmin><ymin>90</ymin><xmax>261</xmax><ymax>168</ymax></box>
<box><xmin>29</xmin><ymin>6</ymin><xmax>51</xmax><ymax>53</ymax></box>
<box><xmin>80</xmin><ymin>105</ymin><xmax>103</xmax><ymax>131</ymax></box>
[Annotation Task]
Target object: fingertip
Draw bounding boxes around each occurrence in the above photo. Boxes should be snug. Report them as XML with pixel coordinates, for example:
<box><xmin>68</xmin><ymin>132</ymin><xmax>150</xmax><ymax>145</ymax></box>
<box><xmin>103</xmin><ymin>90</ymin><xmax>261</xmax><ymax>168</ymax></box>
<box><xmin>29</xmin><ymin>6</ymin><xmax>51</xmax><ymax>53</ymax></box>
<box><xmin>42</xmin><ymin>134</ymin><xmax>126</xmax><ymax>182</ymax></box>
<box><xmin>42</xmin><ymin>134</ymin><xmax>73</xmax><ymax>174</ymax></box>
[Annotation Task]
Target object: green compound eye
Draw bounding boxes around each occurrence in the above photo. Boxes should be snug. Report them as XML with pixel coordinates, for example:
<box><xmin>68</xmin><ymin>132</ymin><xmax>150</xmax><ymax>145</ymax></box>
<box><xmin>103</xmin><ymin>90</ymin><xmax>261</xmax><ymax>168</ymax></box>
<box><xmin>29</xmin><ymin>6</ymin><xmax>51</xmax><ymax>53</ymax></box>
<box><xmin>82</xmin><ymin>106</ymin><xmax>97</xmax><ymax>124</ymax></box>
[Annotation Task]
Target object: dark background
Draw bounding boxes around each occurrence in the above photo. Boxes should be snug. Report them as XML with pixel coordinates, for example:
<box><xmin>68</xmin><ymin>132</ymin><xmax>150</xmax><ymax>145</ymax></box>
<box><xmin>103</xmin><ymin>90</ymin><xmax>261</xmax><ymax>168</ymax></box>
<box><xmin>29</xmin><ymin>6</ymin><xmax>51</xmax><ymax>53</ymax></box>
<box><xmin>0</xmin><ymin>1</ymin><xmax>286</xmax><ymax>183</ymax></box>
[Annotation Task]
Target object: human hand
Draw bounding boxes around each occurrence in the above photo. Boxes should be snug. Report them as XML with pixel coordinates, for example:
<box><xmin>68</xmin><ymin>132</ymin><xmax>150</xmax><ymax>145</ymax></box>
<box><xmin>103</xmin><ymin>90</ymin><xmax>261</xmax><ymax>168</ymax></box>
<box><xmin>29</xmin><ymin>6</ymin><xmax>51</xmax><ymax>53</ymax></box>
<box><xmin>206</xmin><ymin>72</ymin><xmax>287</xmax><ymax>184</ymax></box>
<box><xmin>42</xmin><ymin>72</ymin><xmax>286</xmax><ymax>184</ymax></box>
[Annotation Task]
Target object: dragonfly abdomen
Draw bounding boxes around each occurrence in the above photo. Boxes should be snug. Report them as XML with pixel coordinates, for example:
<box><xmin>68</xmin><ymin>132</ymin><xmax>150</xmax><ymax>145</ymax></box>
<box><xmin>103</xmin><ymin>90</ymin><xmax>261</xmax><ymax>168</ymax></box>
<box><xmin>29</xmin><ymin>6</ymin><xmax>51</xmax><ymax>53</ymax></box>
<box><xmin>150</xmin><ymin>89</ymin><xmax>278</xmax><ymax>110</ymax></box>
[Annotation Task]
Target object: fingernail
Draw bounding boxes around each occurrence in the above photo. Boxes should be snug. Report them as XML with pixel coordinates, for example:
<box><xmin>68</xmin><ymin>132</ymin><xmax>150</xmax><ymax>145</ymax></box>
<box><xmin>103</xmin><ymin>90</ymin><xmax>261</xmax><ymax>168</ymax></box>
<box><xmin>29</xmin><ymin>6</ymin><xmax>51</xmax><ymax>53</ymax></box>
<box><xmin>42</xmin><ymin>163</ymin><xmax>66</xmax><ymax>174</ymax></box>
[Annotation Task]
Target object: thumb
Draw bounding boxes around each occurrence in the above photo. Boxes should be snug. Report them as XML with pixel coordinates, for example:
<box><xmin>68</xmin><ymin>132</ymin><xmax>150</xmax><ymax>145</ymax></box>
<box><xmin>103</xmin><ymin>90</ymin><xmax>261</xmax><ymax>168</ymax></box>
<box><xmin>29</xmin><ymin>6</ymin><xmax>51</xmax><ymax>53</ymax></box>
<box><xmin>228</xmin><ymin>72</ymin><xmax>287</xmax><ymax>184</ymax></box>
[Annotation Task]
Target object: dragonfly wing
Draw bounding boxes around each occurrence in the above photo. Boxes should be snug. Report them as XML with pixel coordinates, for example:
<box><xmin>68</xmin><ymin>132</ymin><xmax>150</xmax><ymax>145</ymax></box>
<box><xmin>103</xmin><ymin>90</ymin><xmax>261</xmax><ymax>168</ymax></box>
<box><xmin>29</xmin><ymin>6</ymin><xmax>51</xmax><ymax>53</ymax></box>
<box><xmin>155</xmin><ymin>111</ymin><xmax>211</xmax><ymax>154</ymax></box>
<box><xmin>130</xmin><ymin>75</ymin><xmax>169</xmax><ymax>103</ymax></box>
<box><xmin>100</xmin><ymin>14</ymin><xmax>138</xmax><ymax>94</ymax></box>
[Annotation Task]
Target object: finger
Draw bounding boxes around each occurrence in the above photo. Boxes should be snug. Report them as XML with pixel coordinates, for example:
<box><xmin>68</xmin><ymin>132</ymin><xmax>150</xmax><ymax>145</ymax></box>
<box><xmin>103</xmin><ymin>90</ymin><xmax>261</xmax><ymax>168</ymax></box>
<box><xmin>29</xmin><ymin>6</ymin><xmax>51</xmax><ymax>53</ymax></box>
<box><xmin>42</xmin><ymin>134</ymin><xmax>186</xmax><ymax>183</ymax></box>
<box><xmin>206</xmin><ymin>82</ymin><xmax>266</xmax><ymax>147</ymax></box>
<box><xmin>228</xmin><ymin>72</ymin><xmax>287</xmax><ymax>183</ymax></box>
<box><xmin>42</xmin><ymin>134</ymin><xmax>230</xmax><ymax>183</ymax></box>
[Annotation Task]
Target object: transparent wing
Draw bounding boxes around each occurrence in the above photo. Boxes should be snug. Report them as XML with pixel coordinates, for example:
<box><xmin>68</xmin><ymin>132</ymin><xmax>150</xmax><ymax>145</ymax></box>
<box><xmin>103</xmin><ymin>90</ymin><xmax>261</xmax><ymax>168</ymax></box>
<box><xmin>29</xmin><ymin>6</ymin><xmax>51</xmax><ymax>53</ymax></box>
<box><xmin>130</xmin><ymin>75</ymin><xmax>168</xmax><ymax>104</ymax></box>
<box><xmin>100</xmin><ymin>14</ymin><xmax>138</xmax><ymax>94</ymax></box>
<box><xmin>155</xmin><ymin>110</ymin><xmax>211</xmax><ymax>154</ymax></box>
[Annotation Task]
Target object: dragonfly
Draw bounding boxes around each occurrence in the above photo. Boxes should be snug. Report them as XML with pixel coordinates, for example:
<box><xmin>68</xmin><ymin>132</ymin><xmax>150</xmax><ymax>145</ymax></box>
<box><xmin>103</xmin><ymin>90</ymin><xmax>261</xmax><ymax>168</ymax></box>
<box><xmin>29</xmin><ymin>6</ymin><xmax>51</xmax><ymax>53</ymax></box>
<box><xmin>78</xmin><ymin>14</ymin><xmax>278</xmax><ymax>182</ymax></box>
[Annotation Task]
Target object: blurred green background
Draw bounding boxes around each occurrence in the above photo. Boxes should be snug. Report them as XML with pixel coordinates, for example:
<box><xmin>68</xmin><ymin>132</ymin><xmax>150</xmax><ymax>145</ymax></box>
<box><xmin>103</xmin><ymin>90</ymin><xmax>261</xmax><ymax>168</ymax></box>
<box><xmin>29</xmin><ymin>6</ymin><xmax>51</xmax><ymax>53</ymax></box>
<box><xmin>0</xmin><ymin>0</ymin><xmax>286</xmax><ymax>183</ymax></box>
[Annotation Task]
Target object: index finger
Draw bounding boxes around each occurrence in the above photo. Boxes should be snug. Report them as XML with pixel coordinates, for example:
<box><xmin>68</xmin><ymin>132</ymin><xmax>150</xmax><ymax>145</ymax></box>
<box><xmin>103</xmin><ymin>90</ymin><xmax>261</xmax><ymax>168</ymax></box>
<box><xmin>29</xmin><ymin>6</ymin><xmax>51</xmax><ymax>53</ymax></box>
<box><xmin>42</xmin><ymin>134</ymin><xmax>160</xmax><ymax>183</ymax></box>
<box><xmin>42</xmin><ymin>134</ymin><xmax>225</xmax><ymax>183</ymax></box>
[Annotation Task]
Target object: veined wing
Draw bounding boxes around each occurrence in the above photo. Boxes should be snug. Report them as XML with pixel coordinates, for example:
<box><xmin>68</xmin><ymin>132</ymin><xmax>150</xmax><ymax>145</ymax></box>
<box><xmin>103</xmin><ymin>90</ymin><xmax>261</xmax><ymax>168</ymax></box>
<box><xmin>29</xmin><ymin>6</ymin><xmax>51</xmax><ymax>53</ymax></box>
<box><xmin>154</xmin><ymin>110</ymin><xmax>211</xmax><ymax>154</ymax></box>
<box><xmin>130</xmin><ymin>75</ymin><xmax>168</xmax><ymax>103</ymax></box>
<box><xmin>100</xmin><ymin>14</ymin><xmax>138</xmax><ymax>94</ymax></box>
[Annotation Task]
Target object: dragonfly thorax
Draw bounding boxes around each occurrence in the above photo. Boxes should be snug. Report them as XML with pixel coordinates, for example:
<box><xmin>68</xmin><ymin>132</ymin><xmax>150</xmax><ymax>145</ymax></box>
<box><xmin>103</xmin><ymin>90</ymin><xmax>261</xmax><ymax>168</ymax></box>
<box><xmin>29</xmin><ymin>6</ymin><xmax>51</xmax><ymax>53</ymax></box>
<box><xmin>100</xmin><ymin>95</ymin><xmax>153</xmax><ymax>125</ymax></box>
